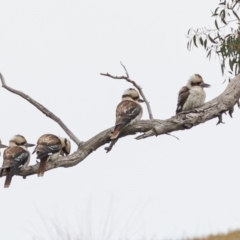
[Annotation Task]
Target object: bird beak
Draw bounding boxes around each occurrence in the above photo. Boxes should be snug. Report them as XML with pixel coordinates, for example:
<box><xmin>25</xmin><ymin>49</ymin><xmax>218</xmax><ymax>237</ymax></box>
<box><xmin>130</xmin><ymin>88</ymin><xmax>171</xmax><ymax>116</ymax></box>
<box><xmin>138</xmin><ymin>98</ymin><xmax>145</xmax><ymax>103</ymax></box>
<box><xmin>0</xmin><ymin>143</ymin><xmax>7</xmax><ymax>149</ymax></box>
<box><xmin>25</xmin><ymin>143</ymin><xmax>35</xmax><ymax>147</ymax></box>
<box><xmin>200</xmin><ymin>83</ymin><xmax>211</xmax><ymax>88</ymax></box>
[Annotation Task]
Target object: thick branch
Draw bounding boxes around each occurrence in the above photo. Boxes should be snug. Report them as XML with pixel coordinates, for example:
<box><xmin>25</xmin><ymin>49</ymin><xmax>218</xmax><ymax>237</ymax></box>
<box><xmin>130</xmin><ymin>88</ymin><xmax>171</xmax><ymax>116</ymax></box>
<box><xmin>0</xmin><ymin>73</ymin><xmax>82</xmax><ymax>146</ymax></box>
<box><xmin>100</xmin><ymin>62</ymin><xmax>154</xmax><ymax>120</ymax></box>
<box><xmin>12</xmin><ymin>74</ymin><xmax>240</xmax><ymax>178</ymax></box>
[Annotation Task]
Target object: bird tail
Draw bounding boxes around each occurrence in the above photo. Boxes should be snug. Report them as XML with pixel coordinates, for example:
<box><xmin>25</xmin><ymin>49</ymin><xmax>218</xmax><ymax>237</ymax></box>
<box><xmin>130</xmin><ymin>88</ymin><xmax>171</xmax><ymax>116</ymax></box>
<box><xmin>110</xmin><ymin>125</ymin><xmax>123</xmax><ymax>140</ymax></box>
<box><xmin>176</xmin><ymin>106</ymin><xmax>182</xmax><ymax>114</ymax></box>
<box><xmin>4</xmin><ymin>168</ymin><xmax>12</xmax><ymax>188</ymax></box>
<box><xmin>38</xmin><ymin>157</ymin><xmax>48</xmax><ymax>177</ymax></box>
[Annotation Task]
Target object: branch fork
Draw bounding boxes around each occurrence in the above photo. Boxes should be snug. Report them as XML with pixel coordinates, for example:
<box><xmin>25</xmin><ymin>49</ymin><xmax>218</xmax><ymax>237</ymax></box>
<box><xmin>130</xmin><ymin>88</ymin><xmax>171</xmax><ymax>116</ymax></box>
<box><xmin>101</xmin><ymin>62</ymin><xmax>154</xmax><ymax>120</ymax></box>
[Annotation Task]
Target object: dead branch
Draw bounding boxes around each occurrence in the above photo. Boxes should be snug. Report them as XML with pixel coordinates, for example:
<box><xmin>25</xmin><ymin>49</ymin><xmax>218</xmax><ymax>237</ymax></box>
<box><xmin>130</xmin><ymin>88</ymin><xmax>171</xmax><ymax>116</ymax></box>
<box><xmin>0</xmin><ymin>73</ymin><xmax>82</xmax><ymax>146</ymax></box>
<box><xmin>100</xmin><ymin>62</ymin><xmax>154</xmax><ymax>120</ymax></box>
<box><xmin>0</xmin><ymin>72</ymin><xmax>240</xmax><ymax>178</ymax></box>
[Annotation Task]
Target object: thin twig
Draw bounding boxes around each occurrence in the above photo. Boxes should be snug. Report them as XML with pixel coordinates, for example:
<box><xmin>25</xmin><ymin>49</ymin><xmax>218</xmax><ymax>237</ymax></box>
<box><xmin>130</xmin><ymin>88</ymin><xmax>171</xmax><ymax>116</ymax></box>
<box><xmin>165</xmin><ymin>133</ymin><xmax>179</xmax><ymax>140</ymax></box>
<box><xmin>100</xmin><ymin>62</ymin><xmax>154</xmax><ymax>120</ymax></box>
<box><xmin>0</xmin><ymin>72</ymin><xmax>82</xmax><ymax>146</ymax></box>
<box><xmin>120</xmin><ymin>61</ymin><xmax>129</xmax><ymax>78</ymax></box>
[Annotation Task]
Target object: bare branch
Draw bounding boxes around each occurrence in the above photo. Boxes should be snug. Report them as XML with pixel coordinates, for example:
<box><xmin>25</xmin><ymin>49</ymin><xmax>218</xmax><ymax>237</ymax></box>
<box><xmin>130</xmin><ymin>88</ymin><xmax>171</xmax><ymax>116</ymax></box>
<box><xmin>1</xmin><ymin>71</ymin><xmax>240</xmax><ymax>179</ymax></box>
<box><xmin>1</xmin><ymin>73</ymin><xmax>238</xmax><ymax>179</ymax></box>
<box><xmin>100</xmin><ymin>63</ymin><xmax>154</xmax><ymax>120</ymax></box>
<box><xmin>120</xmin><ymin>61</ymin><xmax>129</xmax><ymax>78</ymax></box>
<box><xmin>0</xmin><ymin>72</ymin><xmax>82</xmax><ymax>146</ymax></box>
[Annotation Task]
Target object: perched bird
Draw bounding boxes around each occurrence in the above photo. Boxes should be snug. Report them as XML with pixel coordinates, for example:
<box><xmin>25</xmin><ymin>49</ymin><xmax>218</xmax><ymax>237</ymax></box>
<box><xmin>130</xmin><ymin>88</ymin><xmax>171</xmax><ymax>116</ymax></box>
<box><xmin>176</xmin><ymin>74</ymin><xmax>211</xmax><ymax>113</ymax></box>
<box><xmin>105</xmin><ymin>88</ymin><xmax>144</xmax><ymax>153</ymax></box>
<box><xmin>111</xmin><ymin>88</ymin><xmax>144</xmax><ymax>140</ymax></box>
<box><xmin>32</xmin><ymin>134</ymin><xmax>71</xmax><ymax>177</ymax></box>
<box><xmin>0</xmin><ymin>135</ymin><xmax>35</xmax><ymax>188</ymax></box>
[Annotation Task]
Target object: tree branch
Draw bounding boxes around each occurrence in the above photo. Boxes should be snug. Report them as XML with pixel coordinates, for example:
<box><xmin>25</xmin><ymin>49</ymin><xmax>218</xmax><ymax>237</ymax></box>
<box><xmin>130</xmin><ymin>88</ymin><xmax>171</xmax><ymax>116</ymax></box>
<box><xmin>100</xmin><ymin>62</ymin><xmax>154</xmax><ymax>120</ymax></box>
<box><xmin>1</xmin><ymin>72</ymin><xmax>240</xmax><ymax>179</ymax></box>
<box><xmin>0</xmin><ymin>73</ymin><xmax>82</xmax><ymax>146</ymax></box>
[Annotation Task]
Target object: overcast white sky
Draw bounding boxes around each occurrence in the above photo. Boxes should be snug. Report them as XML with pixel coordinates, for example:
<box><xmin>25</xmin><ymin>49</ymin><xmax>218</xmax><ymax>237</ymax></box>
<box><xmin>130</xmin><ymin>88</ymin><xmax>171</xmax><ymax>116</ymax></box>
<box><xmin>0</xmin><ymin>0</ymin><xmax>239</xmax><ymax>239</ymax></box>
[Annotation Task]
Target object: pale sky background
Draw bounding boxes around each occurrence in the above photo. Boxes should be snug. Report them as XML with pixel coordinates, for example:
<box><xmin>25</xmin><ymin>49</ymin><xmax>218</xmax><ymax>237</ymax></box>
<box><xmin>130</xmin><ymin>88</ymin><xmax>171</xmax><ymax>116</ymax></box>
<box><xmin>0</xmin><ymin>0</ymin><xmax>239</xmax><ymax>239</ymax></box>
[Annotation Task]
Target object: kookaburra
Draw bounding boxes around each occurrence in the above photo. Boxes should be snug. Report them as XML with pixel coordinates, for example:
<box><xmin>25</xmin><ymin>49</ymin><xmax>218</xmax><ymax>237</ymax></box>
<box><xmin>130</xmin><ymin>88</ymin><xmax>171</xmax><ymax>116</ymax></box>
<box><xmin>176</xmin><ymin>74</ymin><xmax>211</xmax><ymax>113</ymax></box>
<box><xmin>32</xmin><ymin>134</ymin><xmax>71</xmax><ymax>177</ymax></box>
<box><xmin>0</xmin><ymin>135</ymin><xmax>35</xmax><ymax>188</ymax></box>
<box><xmin>111</xmin><ymin>88</ymin><xmax>144</xmax><ymax>140</ymax></box>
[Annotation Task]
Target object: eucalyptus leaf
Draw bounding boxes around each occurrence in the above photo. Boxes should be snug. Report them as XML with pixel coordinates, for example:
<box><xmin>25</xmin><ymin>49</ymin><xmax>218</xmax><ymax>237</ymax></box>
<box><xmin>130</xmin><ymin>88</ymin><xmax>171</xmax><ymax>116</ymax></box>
<box><xmin>193</xmin><ymin>35</ymin><xmax>198</xmax><ymax>47</ymax></box>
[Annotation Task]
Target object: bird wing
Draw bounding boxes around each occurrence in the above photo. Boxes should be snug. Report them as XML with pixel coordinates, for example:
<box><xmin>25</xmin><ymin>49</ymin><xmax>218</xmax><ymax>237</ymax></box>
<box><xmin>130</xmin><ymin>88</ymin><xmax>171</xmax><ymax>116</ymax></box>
<box><xmin>111</xmin><ymin>100</ymin><xmax>142</xmax><ymax>139</ymax></box>
<box><xmin>176</xmin><ymin>86</ymin><xmax>190</xmax><ymax>113</ymax></box>
<box><xmin>0</xmin><ymin>147</ymin><xmax>29</xmax><ymax>187</ymax></box>
<box><xmin>32</xmin><ymin>134</ymin><xmax>61</xmax><ymax>159</ymax></box>
<box><xmin>0</xmin><ymin>146</ymin><xmax>29</xmax><ymax>175</ymax></box>
<box><xmin>116</xmin><ymin>100</ymin><xmax>142</xmax><ymax>125</ymax></box>
<box><xmin>34</xmin><ymin>144</ymin><xmax>61</xmax><ymax>159</ymax></box>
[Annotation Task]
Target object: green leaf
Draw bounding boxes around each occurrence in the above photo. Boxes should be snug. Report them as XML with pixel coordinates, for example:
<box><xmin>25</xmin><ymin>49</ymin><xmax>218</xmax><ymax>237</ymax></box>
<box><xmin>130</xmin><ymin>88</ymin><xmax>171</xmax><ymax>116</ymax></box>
<box><xmin>222</xmin><ymin>17</ymin><xmax>227</xmax><ymax>25</ymax></box>
<box><xmin>187</xmin><ymin>41</ymin><xmax>192</xmax><ymax>51</ymax></box>
<box><xmin>214</xmin><ymin>7</ymin><xmax>220</xmax><ymax>15</ymax></box>
<box><xmin>193</xmin><ymin>35</ymin><xmax>198</xmax><ymax>47</ymax></box>
<box><xmin>204</xmin><ymin>39</ymin><xmax>207</xmax><ymax>49</ymax></box>
<box><xmin>215</xmin><ymin>20</ymin><xmax>219</xmax><ymax>30</ymax></box>
<box><xmin>221</xmin><ymin>9</ymin><xmax>226</xmax><ymax>22</ymax></box>
<box><xmin>199</xmin><ymin>37</ymin><xmax>203</xmax><ymax>46</ymax></box>
<box><xmin>224</xmin><ymin>34</ymin><xmax>231</xmax><ymax>39</ymax></box>
<box><xmin>219</xmin><ymin>0</ymin><xmax>226</xmax><ymax>6</ymax></box>
<box><xmin>233</xmin><ymin>1</ymin><xmax>239</xmax><ymax>9</ymax></box>
<box><xmin>219</xmin><ymin>9</ymin><xmax>225</xmax><ymax>18</ymax></box>
<box><xmin>188</xmin><ymin>40</ymin><xmax>192</xmax><ymax>50</ymax></box>
<box><xmin>208</xmin><ymin>35</ymin><xmax>216</xmax><ymax>44</ymax></box>
<box><xmin>218</xmin><ymin>48</ymin><xmax>226</xmax><ymax>59</ymax></box>
<box><xmin>232</xmin><ymin>10</ymin><xmax>240</xmax><ymax>20</ymax></box>
<box><xmin>221</xmin><ymin>64</ymin><xmax>224</xmax><ymax>75</ymax></box>
<box><xmin>217</xmin><ymin>32</ymin><xmax>224</xmax><ymax>42</ymax></box>
<box><xmin>207</xmin><ymin>49</ymin><xmax>212</xmax><ymax>59</ymax></box>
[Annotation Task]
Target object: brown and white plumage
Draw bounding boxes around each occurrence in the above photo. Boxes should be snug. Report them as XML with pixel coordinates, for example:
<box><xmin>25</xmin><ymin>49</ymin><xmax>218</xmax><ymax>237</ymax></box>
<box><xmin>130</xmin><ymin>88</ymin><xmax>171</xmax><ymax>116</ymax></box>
<box><xmin>111</xmin><ymin>88</ymin><xmax>143</xmax><ymax>140</ymax></box>
<box><xmin>176</xmin><ymin>74</ymin><xmax>211</xmax><ymax>113</ymax></box>
<box><xmin>32</xmin><ymin>134</ymin><xmax>71</xmax><ymax>177</ymax></box>
<box><xmin>0</xmin><ymin>135</ymin><xmax>35</xmax><ymax>188</ymax></box>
